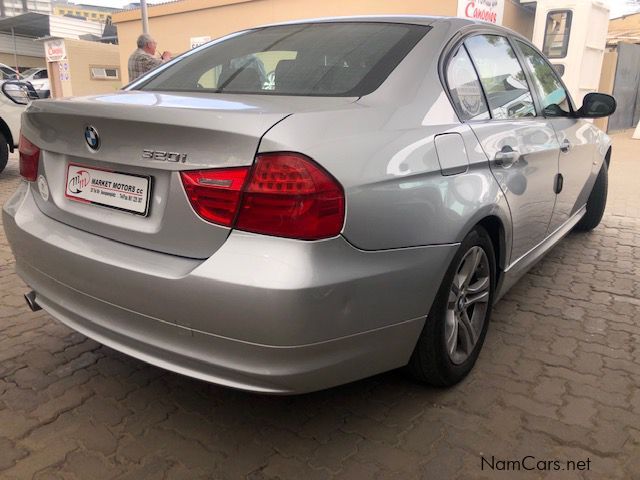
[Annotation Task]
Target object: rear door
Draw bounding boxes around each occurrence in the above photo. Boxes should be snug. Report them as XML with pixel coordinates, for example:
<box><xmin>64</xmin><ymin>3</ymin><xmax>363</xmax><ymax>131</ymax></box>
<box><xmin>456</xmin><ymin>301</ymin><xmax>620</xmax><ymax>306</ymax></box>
<box><xmin>458</xmin><ymin>34</ymin><xmax>561</xmax><ymax>262</ymax></box>
<box><xmin>514</xmin><ymin>40</ymin><xmax>598</xmax><ymax>233</ymax></box>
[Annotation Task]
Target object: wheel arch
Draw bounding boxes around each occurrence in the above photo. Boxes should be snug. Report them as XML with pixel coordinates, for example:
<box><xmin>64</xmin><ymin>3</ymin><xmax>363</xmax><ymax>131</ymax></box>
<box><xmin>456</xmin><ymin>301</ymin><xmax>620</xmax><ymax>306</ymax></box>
<box><xmin>458</xmin><ymin>201</ymin><xmax>511</xmax><ymax>268</ymax></box>
<box><xmin>0</xmin><ymin>117</ymin><xmax>15</xmax><ymax>152</ymax></box>
<box><xmin>475</xmin><ymin>215</ymin><xmax>507</xmax><ymax>287</ymax></box>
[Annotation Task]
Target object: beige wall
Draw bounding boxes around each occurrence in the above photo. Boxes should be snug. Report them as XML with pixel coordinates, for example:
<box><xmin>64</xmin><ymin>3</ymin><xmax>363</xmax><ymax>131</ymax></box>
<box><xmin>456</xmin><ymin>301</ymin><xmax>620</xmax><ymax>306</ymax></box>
<box><xmin>594</xmin><ymin>49</ymin><xmax>618</xmax><ymax>132</ymax></box>
<box><xmin>607</xmin><ymin>12</ymin><xmax>640</xmax><ymax>44</ymax></box>
<box><xmin>114</xmin><ymin>0</ymin><xmax>536</xmax><ymax>84</ymax></box>
<box><xmin>608</xmin><ymin>12</ymin><xmax>640</xmax><ymax>33</ymax></box>
<box><xmin>0</xmin><ymin>53</ymin><xmax>45</xmax><ymax>71</ymax></box>
<box><xmin>503</xmin><ymin>0</ymin><xmax>535</xmax><ymax>40</ymax></box>
<box><xmin>51</xmin><ymin>38</ymin><xmax>121</xmax><ymax>98</ymax></box>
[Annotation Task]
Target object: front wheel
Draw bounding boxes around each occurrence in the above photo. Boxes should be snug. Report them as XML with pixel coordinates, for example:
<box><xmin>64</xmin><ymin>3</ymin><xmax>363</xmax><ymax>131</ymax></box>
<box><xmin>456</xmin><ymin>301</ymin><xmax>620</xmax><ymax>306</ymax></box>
<box><xmin>408</xmin><ymin>226</ymin><xmax>495</xmax><ymax>387</ymax></box>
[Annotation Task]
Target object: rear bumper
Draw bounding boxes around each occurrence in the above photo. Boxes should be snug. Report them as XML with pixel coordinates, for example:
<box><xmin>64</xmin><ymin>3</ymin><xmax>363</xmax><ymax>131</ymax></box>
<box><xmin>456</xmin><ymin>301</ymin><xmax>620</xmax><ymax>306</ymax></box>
<box><xmin>4</xmin><ymin>183</ymin><xmax>457</xmax><ymax>393</ymax></box>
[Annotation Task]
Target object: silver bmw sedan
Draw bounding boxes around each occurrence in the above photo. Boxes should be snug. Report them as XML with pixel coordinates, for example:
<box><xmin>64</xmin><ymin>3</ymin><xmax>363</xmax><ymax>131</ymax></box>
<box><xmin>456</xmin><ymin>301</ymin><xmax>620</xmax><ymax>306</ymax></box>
<box><xmin>4</xmin><ymin>16</ymin><xmax>615</xmax><ymax>393</ymax></box>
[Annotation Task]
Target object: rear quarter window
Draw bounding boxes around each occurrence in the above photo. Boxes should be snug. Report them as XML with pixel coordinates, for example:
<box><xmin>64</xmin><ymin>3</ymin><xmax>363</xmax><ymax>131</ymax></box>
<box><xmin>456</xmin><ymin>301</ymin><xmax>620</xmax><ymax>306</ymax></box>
<box><xmin>137</xmin><ymin>22</ymin><xmax>430</xmax><ymax>97</ymax></box>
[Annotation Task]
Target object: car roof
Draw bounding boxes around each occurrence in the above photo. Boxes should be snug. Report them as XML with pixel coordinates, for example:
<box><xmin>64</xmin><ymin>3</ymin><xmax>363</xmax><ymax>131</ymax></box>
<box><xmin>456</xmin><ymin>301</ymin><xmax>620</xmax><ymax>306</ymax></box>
<box><xmin>255</xmin><ymin>15</ymin><xmax>485</xmax><ymax>29</ymax></box>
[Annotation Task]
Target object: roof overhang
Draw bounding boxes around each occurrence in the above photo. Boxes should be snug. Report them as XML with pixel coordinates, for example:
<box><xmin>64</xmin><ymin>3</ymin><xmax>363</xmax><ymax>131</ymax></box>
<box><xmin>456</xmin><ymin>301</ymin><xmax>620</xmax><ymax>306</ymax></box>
<box><xmin>0</xmin><ymin>12</ymin><xmax>50</xmax><ymax>38</ymax></box>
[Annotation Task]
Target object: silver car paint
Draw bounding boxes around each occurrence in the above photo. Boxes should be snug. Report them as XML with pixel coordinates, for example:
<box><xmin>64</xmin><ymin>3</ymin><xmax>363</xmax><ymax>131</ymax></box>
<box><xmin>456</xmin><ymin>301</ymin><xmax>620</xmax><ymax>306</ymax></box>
<box><xmin>4</xmin><ymin>184</ymin><xmax>455</xmax><ymax>392</ymax></box>
<box><xmin>547</xmin><ymin>119</ymin><xmax>603</xmax><ymax>233</ymax></box>
<box><xmin>469</xmin><ymin>119</ymin><xmax>560</xmax><ymax>261</ymax></box>
<box><xmin>3</xmin><ymin>16</ymin><xmax>611</xmax><ymax>393</ymax></box>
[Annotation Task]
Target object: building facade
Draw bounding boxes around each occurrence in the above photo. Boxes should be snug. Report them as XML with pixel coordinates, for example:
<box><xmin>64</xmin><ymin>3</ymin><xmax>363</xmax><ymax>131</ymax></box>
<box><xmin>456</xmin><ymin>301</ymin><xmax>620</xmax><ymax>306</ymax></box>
<box><xmin>0</xmin><ymin>0</ymin><xmax>51</xmax><ymax>17</ymax></box>
<box><xmin>53</xmin><ymin>1</ymin><xmax>117</xmax><ymax>25</ymax></box>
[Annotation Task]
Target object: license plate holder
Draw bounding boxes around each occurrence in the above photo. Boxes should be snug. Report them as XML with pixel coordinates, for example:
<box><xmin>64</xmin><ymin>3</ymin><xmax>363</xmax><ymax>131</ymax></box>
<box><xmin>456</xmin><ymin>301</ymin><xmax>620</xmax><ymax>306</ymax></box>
<box><xmin>65</xmin><ymin>164</ymin><xmax>151</xmax><ymax>216</ymax></box>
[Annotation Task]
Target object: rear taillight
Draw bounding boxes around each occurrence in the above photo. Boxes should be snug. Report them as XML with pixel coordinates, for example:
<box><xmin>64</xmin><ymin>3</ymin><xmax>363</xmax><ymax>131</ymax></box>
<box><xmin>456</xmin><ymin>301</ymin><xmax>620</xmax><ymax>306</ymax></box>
<box><xmin>180</xmin><ymin>152</ymin><xmax>345</xmax><ymax>240</ymax></box>
<box><xmin>19</xmin><ymin>134</ymin><xmax>40</xmax><ymax>181</ymax></box>
<box><xmin>180</xmin><ymin>167</ymin><xmax>249</xmax><ymax>227</ymax></box>
<box><xmin>236</xmin><ymin>153</ymin><xmax>345</xmax><ymax>240</ymax></box>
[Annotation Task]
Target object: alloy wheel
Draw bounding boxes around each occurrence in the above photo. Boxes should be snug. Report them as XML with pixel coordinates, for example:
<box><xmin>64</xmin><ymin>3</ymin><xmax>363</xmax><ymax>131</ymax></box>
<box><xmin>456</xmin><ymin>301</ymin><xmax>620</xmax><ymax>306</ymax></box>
<box><xmin>444</xmin><ymin>246</ymin><xmax>491</xmax><ymax>365</ymax></box>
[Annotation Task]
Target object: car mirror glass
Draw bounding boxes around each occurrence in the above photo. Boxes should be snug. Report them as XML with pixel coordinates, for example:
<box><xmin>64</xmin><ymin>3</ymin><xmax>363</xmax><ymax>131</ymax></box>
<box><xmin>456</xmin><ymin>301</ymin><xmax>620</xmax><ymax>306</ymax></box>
<box><xmin>577</xmin><ymin>93</ymin><xmax>616</xmax><ymax>118</ymax></box>
<box><xmin>1</xmin><ymin>81</ymin><xmax>39</xmax><ymax>105</ymax></box>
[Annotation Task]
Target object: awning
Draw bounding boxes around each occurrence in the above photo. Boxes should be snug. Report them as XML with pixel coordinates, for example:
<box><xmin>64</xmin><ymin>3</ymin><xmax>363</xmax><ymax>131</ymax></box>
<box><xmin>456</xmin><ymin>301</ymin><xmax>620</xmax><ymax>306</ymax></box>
<box><xmin>0</xmin><ymin>12</ymin><xmax>50</xmax><ymax>38</ymax></box>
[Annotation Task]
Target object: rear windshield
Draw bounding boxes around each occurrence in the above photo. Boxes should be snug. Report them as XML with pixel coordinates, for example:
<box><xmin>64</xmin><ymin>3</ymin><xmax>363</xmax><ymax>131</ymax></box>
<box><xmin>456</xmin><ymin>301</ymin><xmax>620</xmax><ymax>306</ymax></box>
<box><xmin>137</xmin><ymin>22</ymin><xmax>429</xmax><ymax>97</ymax></box>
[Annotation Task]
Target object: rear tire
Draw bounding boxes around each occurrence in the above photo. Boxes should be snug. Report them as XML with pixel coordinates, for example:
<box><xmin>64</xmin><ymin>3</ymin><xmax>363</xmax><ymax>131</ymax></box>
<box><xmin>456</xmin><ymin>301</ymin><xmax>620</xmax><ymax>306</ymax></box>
<box><xmin>0</xmin><ymin>132</ymin><xmax>8</xmax><ymax>174</ymax></box>
<box><xmin>574</xmin><ymin>162</ymin><xmax>608</xmax><ymax>232</ymax></box>
<box><xmin>408</xmin><ymin>226</ymin><xmax>495</xmax><ymax>387</ymax></box>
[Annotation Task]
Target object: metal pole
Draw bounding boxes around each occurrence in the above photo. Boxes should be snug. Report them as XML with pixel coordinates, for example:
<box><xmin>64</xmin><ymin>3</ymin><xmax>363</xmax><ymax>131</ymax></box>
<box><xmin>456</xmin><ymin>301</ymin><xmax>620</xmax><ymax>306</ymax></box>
<box><xmin>11</xmin><ymin>27</ymin><xmax>18</xmax><ymax>74</ymax></box>
<box><xmin>141</xmin><ymin>0</ymin><xmax>149</xmax><ymax>34</ymax></box>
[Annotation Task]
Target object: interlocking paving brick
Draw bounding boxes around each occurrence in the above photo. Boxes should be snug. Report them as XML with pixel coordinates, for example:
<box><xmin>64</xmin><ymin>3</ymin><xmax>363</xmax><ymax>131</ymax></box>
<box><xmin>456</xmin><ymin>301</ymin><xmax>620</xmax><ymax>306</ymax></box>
<box><xmin>0</xmin><ymin>130</ymin><xmax>638</xmax><ymax>478</ymax></box>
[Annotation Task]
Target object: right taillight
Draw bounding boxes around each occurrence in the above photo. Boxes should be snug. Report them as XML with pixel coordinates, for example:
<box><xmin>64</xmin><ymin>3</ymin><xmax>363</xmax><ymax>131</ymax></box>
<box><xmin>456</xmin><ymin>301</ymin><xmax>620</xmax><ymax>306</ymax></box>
<box><xmin>180</xmin><ymin>152</ymin><xmax>345</xmax><ymax>240</ymax></box>
<box><xmin>18</xmin><ymin>133</ymin><xmax>40</xmax><ymax>181</ymax></box>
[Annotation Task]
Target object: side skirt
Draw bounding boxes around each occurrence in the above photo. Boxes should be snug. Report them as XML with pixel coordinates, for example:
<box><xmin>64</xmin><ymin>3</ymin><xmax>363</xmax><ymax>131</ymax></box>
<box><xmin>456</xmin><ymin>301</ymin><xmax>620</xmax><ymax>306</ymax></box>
<box><xmin>494</xmin><ymin>206</ymin><xmax>586</xmax><ymax>302</ymax></box>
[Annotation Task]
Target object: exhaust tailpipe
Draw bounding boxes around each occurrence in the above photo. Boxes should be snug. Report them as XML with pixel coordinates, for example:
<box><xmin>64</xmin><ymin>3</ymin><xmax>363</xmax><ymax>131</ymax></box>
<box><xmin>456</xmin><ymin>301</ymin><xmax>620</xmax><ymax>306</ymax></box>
<box><xmin>24</xmin><ymin>291</ymin><xmax>42</xmax><ymax>312</ymax></box>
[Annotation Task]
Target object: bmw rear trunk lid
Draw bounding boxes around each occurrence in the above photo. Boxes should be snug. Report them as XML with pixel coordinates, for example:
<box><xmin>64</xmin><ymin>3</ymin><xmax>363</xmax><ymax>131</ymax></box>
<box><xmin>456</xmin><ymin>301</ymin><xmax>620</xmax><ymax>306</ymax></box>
<box><xmin>21</xmin><ymin>91</ymin><xmax>355</xmax><ymax>258</ymax></box>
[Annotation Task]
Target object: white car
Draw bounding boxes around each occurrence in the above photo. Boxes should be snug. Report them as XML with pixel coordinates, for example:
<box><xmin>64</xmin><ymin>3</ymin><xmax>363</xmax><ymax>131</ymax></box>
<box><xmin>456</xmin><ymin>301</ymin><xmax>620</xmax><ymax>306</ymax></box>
<box><xmin>0</xmin><ymin>80</ymin><xmax>39</xmax><ymax>172</ymax></box>
<box><xmin>20</xmin><ymin>68</ymin><xmax>50</xmax><ymax>98</ymax></box>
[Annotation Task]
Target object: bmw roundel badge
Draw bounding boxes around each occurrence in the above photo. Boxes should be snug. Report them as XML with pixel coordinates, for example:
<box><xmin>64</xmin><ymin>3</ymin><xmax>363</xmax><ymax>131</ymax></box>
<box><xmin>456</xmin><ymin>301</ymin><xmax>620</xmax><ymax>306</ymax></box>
<box><xmin>84</xmin><ymin>126</ymin><xmax>100</xmax><ymax>151</ymax></box>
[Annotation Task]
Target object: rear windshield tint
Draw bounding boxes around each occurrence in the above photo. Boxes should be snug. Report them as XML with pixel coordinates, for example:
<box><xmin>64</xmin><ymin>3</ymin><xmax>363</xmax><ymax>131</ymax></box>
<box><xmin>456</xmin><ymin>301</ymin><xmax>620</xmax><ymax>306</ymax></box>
<box><xmin>137</xmin><ymin>22</ymin><xmax>429</xmax><ymax>97</ymax></box>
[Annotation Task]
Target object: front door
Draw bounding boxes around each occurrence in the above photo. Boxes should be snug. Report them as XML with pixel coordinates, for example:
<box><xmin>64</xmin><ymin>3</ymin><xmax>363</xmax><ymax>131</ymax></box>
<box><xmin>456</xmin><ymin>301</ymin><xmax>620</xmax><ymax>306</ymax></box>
<box><xmin>514</xmin><ymin>40</ymin><xmax>599</xmax><ymax>233</ymax></box>
<box><xmin>462</xmin><ymin>34</ymin><xmax>560</xmax><ymax>263</ymax></box>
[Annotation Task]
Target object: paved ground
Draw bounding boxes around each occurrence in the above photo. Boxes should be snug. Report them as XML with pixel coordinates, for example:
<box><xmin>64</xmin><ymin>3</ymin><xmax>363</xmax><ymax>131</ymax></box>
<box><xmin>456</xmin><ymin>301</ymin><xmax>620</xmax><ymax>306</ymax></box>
<box><xmin>0</xmin><ymin>131</ymin><xmax>638</xmax><ymax>480</ymax></box>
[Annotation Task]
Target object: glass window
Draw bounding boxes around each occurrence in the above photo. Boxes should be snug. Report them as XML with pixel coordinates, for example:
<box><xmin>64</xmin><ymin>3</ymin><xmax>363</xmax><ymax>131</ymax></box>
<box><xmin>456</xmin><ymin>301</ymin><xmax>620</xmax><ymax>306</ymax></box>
<box><xmin>90</xmin><ymin>67</ymin><xmax>120</xmax><ymax>80</ymax></box>
<box><xmin>542</xmin><ymin>11</ymin><xmax>572</xmax><ymax>59</ymax></box>
<box><xmin>465</xmin><ymin>35</ymin><xmax>536</xmax><ymax>120</ymax></box>
<box><xmin>138</xmin><ymin>22</ymin><xmax>429</xmax><ymax>96</ymax></box>
<box><xmin>517</xmin><ymin>41</ymin><xmax>572</xmax><ymax>117</ymax></box>
<box><xmin>196</xmin><ymin>51</ymin><xmax>297</xmax><ymax>91</ymax></box>
<box><xmin>446</xmin><ymin>46</ymin><xmax>489</xmax><ymax>121</ymax></box>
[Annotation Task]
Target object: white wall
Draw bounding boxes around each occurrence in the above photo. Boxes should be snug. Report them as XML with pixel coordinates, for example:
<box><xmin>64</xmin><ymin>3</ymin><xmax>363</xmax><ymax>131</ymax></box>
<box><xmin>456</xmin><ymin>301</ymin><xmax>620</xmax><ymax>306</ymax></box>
<box><xmin>0</xmin><ymin>33</ymin><xmax>43</xmax><ymax>57</ymax></box>
<box><xmin>49</xmin><ymin>15</ymin><xmax>104</xmax><ymax>39</ymax></box>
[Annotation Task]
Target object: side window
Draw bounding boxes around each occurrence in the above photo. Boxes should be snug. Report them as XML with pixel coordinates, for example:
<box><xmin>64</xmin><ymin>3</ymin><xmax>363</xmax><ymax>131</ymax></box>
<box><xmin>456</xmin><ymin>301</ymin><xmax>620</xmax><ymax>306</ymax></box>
<box><xmin>516</xmin><ymin>41</ymin><xmax>572</xmax><ymax>117</ymax></box>
<box><xmin>465</xmin><ymin>35</ymin><xmax>536</xmax><ymax>120</ymax></box>
<box><xmin>542</xmin><ymin>11</ymin><xmax>572</xmax><ymax>59</ymax></box>
<box><xmin>446</xmin><ymin>46</ymin><xmax>489</xmax><ymax>121</ymax></box>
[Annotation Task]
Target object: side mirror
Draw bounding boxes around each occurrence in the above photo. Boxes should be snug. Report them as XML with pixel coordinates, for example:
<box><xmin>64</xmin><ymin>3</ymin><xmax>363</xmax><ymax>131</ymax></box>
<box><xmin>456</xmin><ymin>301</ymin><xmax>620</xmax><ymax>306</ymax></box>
<box><xmin>576</xmin><ymin>93</ymin><xmax>616</xmax><ymax>118</ymax></box>
<box><xmin>1</xmin><ymin>81</ymin><xmax>39</xmax><ymax>105</ymax></box>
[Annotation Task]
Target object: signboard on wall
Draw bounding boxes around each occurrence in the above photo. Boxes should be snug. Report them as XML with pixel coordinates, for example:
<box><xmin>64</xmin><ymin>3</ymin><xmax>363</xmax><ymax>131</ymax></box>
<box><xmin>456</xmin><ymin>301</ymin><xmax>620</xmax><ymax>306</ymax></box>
<box><xmin>59</xmin><ymin>61</ymin><xmax>70</xmax><ymax>81</ymax></box>
<box><xmin>457</xmin><ymin>0</ymin><xmax>505</xmax><ymax>25</ymax></box>
<box><xmin>45</xmin><ymin>39</ymin><xmax>67</xmax><ymax>62</ymax></box>
<box><xmin>190</xmin><ymin>36</ymin><xmax>211</xmax><ymax>49</ymax></box>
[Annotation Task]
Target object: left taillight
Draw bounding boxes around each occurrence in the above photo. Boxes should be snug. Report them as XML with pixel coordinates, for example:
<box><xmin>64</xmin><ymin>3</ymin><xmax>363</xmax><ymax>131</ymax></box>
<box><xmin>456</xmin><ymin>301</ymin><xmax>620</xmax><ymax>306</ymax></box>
<box><xmin>180</xmin><ymin>167</ymin><xmax>250</xmax><ymax>227</ymax></box>
<box><xmin>18</xmin><ymin>133</ymin><xmax>40</xmax><ymax>181</ymax></box>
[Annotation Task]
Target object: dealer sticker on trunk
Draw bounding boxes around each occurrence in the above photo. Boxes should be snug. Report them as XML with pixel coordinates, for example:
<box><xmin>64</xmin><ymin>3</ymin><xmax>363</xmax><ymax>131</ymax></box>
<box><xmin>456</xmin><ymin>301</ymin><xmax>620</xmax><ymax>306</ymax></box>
<box><xmin>65</xmin><ymin>164</ymin><xmax>151</xmax><ymax>215</ymax></box>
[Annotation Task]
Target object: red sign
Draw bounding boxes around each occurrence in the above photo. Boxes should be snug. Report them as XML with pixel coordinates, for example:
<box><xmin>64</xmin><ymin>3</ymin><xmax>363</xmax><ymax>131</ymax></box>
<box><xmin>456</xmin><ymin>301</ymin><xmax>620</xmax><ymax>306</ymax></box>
<box><xmin>457</xmin><ymin>0</ymin><xmax>505</xmax><ymax>25</ymax></box>
<box><xmin>45</xmin><ymin>39</ymin><xmax>66</xmax><ymax>62</ymax></box>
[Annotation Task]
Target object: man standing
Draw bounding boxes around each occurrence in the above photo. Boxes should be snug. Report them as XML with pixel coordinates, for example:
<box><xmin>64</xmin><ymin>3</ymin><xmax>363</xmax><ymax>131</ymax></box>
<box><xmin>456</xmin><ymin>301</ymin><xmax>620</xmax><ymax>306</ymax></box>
<box><xmin>128</xmin><ymin>33</ymin><xmax>172</xmax><ymax>81</ymax></box>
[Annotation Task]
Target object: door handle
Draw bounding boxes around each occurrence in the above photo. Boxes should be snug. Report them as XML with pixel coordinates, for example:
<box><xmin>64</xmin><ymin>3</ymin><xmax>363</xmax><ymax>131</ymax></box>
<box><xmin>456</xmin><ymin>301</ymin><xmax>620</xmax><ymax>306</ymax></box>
<box><xmin>560</xmin><ymin>139</ymin><xmax>572</xmax><ymax>153</ymax></box>
<box><xmin>494</xmin><ymin>147</ymin><xmax>519</xmax><ymax>168</ymax></box>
